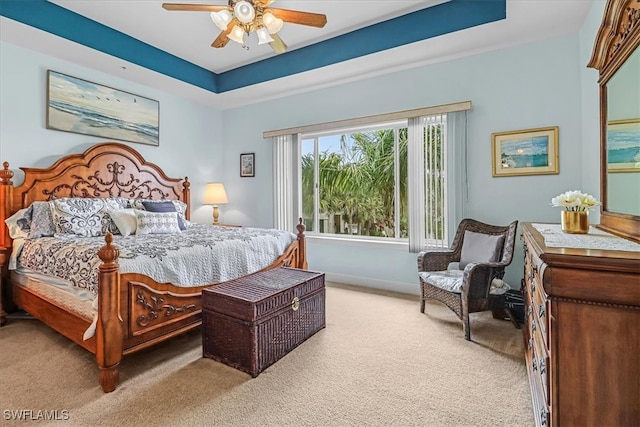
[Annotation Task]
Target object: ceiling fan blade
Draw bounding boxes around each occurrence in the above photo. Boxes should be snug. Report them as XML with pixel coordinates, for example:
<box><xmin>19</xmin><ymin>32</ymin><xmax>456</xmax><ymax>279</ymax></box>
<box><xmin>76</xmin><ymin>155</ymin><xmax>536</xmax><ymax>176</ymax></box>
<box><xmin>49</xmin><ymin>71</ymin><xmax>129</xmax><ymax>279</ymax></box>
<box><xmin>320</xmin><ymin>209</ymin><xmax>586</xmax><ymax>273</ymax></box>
<box><xmin>162</xmin><ymin>3</ymin><xmax>227</xmax><ymax>12</ymax></box>
<box><xmin>211</xmin><ymin>18</ymin><xmax>238</xmax><ymax>48</ymax></box>
<box><xmin>269</xmin><ymin>33</ymin><xmax>287</xmax><ymax>54</ymax></box>
<box><xmin>268</xmin><ymin>8</ymin><xmax>327</xmax><ymax>28</ymax></box>
<box><xmin>212</xmin><ymin>32</ymin><xmax>229</xmax><ymax>48</ymax></box>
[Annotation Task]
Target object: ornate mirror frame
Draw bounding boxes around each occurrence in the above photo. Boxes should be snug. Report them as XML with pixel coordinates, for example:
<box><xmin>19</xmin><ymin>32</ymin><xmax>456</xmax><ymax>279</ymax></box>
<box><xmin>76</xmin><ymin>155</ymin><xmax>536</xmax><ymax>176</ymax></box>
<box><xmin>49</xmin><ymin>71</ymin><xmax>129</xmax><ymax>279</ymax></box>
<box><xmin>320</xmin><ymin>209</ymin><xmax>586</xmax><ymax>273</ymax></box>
<box><xmin>588</xmin><ymin>0</ymin><xmax>640</xmax><ymax>242</ymax></box>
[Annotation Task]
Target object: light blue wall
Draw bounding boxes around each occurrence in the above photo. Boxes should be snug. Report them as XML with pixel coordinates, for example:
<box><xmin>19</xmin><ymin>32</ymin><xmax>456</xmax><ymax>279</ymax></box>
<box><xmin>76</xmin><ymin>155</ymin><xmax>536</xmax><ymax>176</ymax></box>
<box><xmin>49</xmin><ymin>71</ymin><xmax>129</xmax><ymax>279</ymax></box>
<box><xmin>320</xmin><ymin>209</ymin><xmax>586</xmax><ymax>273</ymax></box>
<box><xmin>1</xmin><ymin>2</ymin><xmax>608</xmax><ymax>296</ymax></box>
<box><xmin>0</xmin><ymin>42</ymin><xmax>224</xmax><ymax>225</ymax></box>
<box><xmin>220</xmin><ymin>33</ymin><xmax>595</xmax><ymax>294</ymax></box>
<box><xmin>579</xmin><ymin>0</ymin><xmax>606</xmax><ymax>225</ymax></box>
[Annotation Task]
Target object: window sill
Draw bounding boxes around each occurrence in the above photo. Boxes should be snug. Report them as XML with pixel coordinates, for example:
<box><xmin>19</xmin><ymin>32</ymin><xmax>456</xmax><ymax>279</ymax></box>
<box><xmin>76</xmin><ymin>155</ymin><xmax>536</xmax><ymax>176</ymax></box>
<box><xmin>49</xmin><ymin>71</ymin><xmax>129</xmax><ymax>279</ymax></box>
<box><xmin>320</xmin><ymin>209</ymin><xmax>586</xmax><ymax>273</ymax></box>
<box><xmin>306</xmin><ymin>234</ymin><xmax>409</xmax><ymax>251</ymax></box>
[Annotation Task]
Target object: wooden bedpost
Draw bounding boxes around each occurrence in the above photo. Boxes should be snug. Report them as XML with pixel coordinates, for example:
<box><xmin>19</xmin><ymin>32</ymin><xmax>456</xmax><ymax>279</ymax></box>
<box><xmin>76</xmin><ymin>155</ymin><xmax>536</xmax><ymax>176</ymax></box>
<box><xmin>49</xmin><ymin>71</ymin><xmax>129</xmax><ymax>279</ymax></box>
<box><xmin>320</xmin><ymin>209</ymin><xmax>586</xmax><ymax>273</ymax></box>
<box><xmin>182</xmin><ymin>177</ymin><xmax>190</xmax><ymax>221</ymax></box>
<box><xmin>96</xmin><ymin>233</ymin><xmax>123</xmax><ymax>393</ymax></box>
<box><xmin>0</xmin><ymin>162</ymin><xmax>14</xmax><ymax>250</ymax></box>
<box><xmin>0</xmin><ymin>162</ymin><xmax>14</xmax><ymax>326</ymax></box>
<box><xmin>296</xmin><ymin>218</ymin><xmax>308</xmax><ymax>270</ymax></box>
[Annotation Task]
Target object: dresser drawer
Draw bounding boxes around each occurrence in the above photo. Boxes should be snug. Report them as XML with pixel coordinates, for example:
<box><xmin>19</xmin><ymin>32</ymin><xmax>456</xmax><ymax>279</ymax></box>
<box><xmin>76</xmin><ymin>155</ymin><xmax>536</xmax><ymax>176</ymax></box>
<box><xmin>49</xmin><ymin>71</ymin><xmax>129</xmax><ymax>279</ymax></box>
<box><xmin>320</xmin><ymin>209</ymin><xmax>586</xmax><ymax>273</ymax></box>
<box><xmin>525</xmin><ymin>250</ymin><xmax>549</xmax><ymax>349</ymax></box>
<box><xmin>525</xmin><ymin>316</ymin><xmax>550</xmax><ymax>427</ymax></box>
<box><xmin>531</xmin><ymin>319</ymin><xmax>550</xmax><ymax>406</ymax></box>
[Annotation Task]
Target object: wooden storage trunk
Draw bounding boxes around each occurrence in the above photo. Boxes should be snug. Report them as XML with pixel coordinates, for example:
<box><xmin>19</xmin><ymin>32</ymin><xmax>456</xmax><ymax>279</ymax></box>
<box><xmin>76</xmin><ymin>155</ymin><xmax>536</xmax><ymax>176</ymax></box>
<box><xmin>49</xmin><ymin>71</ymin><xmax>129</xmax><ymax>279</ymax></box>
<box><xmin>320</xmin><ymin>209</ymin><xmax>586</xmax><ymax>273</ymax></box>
<box><xmin>202</xmin><ymin>267</ymin><xmax>325</xmax><ymax>377</ymax></box>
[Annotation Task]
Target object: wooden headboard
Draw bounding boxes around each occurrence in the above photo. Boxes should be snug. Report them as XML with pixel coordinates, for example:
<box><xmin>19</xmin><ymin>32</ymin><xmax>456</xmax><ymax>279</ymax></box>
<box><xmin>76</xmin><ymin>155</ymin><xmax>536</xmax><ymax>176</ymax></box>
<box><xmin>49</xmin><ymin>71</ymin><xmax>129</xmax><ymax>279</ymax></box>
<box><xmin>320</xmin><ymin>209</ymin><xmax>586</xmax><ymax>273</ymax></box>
<box><xmin>0</xmin><ymin>142</ymin><xmax>190</xmax><ymax>250</ymax></box>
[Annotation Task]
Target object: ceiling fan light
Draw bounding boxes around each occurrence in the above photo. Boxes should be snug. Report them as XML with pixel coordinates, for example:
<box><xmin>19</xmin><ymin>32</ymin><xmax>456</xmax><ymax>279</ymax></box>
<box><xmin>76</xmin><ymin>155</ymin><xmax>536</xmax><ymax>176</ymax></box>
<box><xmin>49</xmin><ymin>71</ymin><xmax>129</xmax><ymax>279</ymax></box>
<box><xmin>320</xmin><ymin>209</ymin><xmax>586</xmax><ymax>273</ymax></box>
<box><xmin>210</xmin><ymin>10</ymin><xmax>232</xmax><ymax>31</ymax></box>
<box><xmin>262</xmin><ymin>12</ymin><xmax>283</xmax><ymax>34</ymax></box>
<box><xmin>228</xmin><ymin>25</ymin><xmax>246</xmax><ymax>44</ymax></box>
<box><xmin>262</xmin><ymin>11</ymin><xmax>275</xmax><ymax>27</ymax></box>
<box><xmin>265</xmin><ymin>16</ymin><xmax>283</xmax><ymax>34</ymax></box>
<box><xmin>233</xmin><ymin>1</ymin><xmax>255</xmax><ymax>24</ymax></box>
<box><xmin>256</xmin><ymin>27</ymin><xmax>274</xmax><ymax>45</ymax></box>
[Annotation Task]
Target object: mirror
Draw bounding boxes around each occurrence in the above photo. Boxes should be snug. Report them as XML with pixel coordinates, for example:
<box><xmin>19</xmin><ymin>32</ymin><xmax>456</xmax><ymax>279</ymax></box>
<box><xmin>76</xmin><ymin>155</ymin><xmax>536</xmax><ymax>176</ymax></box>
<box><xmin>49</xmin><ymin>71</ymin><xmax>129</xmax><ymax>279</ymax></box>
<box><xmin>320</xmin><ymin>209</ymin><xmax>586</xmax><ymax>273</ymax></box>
<box><xmin>606</xmin><ymin>46</ymin><xmax>640</xmax><ymax>216</ymax></box>
<box><xmin>588</xmin><ymin>0</ymin><xmax>640</xmax><ymax>242</ymax></box>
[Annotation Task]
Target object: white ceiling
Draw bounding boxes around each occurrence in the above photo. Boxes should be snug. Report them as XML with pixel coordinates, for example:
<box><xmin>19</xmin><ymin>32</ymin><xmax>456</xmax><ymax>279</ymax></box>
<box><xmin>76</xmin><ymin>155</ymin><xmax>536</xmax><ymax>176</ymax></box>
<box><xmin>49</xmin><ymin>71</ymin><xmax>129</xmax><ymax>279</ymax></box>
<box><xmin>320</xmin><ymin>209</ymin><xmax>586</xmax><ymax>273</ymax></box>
<box><xmin>52</xmin><ymin>0</ymin><xmax>443</xmax><ymax>74</ymax></box>
<box><xmin>0</xmin><ymin>0</ymin><xmax>596</xmax><ymax>110</ymax></box>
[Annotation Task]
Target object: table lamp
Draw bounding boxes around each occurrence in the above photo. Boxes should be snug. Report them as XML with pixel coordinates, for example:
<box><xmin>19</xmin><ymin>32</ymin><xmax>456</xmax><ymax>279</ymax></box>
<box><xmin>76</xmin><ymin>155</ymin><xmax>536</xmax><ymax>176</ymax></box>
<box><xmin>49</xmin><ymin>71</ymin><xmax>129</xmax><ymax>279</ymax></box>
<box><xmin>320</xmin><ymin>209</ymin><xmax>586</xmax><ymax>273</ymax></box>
<box><xmin>203</xmin><ymin>182</ymin><xmax>229</xmax><ymax>225</ymax></box>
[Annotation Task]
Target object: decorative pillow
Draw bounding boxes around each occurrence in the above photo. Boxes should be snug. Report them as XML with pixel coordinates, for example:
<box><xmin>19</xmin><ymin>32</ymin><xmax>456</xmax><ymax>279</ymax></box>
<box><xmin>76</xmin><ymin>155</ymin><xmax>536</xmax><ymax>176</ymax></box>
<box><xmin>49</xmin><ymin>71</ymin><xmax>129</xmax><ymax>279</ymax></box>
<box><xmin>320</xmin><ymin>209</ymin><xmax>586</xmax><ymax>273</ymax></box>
<box><xmin>138</xmin><ymin>200</ymin><xmax>187</xmax><ymax>230</ymax></box>
<box><xmin>106</xmin><ymin>208</ymin><xmax>137</xmax><ymax>236</ymax></box>
<box><xmin>135</xmin><ymin>210</ymin><xmax>181</xmax><ymax>235</ymax></box>
<box><xmin>106</xmin><ymin>197</ymin><xmax>130</xmax><ymax>210</ymax></box>
<box><xmin>50</xmin><ymin>198</ymin><xmax>114</xmax><ymax>237</ymax></box>
<box><xmin>103</xmin><ymin>198</ymin><xmax>132</xmax><ymax>234</ymax></box>
<box><xmin>4</xmin><ymin>207</ymin><xmax>32</xmax><ymax>239</ymax></box>
<box><xmin>459</xmin><ymin>231</ymin><xmax>505</xmax><ymax>269</ymax></box>
<box><xmin>28</xmin><ymin>202</ymin><xmax>56</xmax><ymax>239</ymax></box>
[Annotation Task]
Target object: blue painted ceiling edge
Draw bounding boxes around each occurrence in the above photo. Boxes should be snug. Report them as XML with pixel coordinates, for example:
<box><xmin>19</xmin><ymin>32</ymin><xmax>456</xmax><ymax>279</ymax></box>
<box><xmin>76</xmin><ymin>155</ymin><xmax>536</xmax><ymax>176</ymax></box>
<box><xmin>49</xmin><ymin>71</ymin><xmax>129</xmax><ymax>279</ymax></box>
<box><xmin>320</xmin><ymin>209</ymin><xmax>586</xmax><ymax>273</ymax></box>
<box><xmin>0</xmin><ymin>0</ymin><xmax>506</xmax><ymax>94</ymax></box>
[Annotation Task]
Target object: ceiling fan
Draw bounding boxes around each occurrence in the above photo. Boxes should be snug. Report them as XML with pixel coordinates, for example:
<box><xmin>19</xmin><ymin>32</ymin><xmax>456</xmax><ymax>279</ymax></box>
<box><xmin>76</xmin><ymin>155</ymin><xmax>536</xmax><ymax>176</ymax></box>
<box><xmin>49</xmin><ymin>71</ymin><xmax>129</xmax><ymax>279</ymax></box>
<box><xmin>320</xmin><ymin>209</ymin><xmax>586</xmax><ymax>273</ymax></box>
<box><xmin>162</xmin><ymin>1</ymin><xmax>327</xmax><ymax>54</ymax></box>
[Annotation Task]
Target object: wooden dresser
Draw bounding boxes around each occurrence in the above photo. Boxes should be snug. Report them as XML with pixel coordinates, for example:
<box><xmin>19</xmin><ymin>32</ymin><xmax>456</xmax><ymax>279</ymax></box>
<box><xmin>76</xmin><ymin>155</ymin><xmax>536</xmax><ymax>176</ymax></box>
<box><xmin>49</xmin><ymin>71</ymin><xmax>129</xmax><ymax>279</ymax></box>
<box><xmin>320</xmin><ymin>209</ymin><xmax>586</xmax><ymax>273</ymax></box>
<box><xmin>521</xmin><ymin>223</ymin><xmax>640</xmax><ymax>427</ymax></box>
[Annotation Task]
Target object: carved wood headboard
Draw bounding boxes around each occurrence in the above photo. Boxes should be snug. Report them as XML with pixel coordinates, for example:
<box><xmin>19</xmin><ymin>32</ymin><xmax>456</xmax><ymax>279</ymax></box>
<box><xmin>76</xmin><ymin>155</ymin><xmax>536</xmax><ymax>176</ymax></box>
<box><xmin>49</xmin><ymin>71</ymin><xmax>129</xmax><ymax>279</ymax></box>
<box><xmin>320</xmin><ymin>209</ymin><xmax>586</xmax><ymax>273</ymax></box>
<box><xmin>0</xmin><ymin>142</ymin><xmax>190</xmax><ymax>249</ymax></box>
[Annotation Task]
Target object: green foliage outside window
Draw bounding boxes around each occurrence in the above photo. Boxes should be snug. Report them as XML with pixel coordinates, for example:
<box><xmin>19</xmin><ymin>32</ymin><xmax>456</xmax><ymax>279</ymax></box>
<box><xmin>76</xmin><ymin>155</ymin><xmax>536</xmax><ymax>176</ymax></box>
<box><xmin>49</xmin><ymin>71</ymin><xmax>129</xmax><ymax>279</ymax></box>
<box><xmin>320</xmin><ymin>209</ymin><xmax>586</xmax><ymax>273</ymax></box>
<box><xmin>302</xmin><ymin>123</ymin><xmax>444</xmax><ymax>240</ymax></box>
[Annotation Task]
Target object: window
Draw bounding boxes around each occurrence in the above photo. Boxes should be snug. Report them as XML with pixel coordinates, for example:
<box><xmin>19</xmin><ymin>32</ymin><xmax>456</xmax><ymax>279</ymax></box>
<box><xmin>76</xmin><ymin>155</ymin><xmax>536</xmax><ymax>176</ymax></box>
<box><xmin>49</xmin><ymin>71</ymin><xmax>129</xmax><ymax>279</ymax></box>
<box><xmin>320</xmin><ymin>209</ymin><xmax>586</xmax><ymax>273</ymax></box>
<box><xmin>301</xmin><ymin>114</ymin><xmax>449</xmax><ymax>247</ymax></box>
<box><xmin>267</xmin><ymin>102</ymin><xmax>470</xmax><ymax>252</ymax></box>
<box><xmin>301</xmin><ymin>123</ymin><xmax>408</xmax><ymax>239</ymax></box>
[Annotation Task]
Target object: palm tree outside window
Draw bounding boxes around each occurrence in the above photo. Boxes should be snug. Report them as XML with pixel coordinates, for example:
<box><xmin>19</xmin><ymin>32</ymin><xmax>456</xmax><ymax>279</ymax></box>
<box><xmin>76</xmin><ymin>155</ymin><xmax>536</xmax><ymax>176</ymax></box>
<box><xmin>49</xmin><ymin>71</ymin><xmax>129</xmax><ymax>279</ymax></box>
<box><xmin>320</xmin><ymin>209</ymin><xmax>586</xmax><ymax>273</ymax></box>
<box><xmin>301</xmin><ymin>116</ymin><xmax>446</xmax><ymax>243</ymax></box>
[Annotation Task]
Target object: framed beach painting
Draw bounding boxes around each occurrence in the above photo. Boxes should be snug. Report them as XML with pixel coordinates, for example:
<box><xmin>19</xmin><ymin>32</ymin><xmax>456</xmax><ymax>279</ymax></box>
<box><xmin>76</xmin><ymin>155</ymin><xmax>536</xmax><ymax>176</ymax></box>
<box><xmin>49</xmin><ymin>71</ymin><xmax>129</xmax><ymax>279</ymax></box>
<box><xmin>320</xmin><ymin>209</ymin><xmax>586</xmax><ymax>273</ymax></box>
<box><xmin>46</xmin><ymin>70</ymin><xmax>159</xmax><ymax>146</ymax></box>
<box><xmin>607</xmin><ymin>118</ymin><xmax>640</xmax><ymax>172</ymax></box>
<box><xmin>491</xmin><ymin>126</ymin><xmax>559</xmax><ymax>177</ymax></box>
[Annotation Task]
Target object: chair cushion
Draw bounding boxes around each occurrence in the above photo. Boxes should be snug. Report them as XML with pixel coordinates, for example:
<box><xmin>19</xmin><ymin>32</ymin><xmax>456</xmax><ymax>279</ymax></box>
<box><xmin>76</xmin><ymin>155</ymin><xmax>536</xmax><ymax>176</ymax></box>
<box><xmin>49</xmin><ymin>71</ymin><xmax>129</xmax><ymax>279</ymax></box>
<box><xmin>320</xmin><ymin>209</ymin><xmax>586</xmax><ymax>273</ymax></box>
<box><xmin>419</xmin><ymin>271</ymin><xmax>463</xmax><ymax>293</ymax></box>
<box><xmin>459</xmin><ymin>230</ymin><xmax>505</xmax><ymax>269</ymax></box>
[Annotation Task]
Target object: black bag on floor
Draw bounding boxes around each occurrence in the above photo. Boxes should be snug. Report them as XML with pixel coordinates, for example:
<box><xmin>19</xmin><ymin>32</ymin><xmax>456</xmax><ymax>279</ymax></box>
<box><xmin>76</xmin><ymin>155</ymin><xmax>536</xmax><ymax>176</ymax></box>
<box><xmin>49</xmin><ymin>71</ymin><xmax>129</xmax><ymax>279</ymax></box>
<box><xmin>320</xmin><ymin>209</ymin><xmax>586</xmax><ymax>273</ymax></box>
<box><xmin>505</xmin><ymin>287</ymin><xmax>525</xmax><ymax>325</ymax></box>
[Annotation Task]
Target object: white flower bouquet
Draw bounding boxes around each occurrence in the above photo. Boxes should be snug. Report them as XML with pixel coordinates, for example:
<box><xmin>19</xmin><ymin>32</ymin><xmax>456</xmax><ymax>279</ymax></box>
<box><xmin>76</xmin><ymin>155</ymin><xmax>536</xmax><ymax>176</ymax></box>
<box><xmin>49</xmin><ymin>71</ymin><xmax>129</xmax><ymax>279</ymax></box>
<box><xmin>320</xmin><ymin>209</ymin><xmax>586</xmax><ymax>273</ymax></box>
<box><xmin>551</xmin><ymin>190</ymin><xmax>601</xmax><ymax>212</ymax></box>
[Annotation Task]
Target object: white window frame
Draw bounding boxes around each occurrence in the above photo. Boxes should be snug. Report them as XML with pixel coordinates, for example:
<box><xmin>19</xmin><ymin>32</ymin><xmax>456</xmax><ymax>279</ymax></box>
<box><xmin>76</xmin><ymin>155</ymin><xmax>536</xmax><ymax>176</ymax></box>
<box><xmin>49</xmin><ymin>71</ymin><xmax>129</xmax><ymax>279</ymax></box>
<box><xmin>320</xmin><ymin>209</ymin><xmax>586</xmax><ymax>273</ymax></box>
<box><xmin>268</xmin><ymin>101</ymin><xmax>470</xmax><ymax>251</ymax></box>
<box><xmin>301</xmin><ymin>121</ymin><xmax>408</xmax><ymax>243</ymax></box>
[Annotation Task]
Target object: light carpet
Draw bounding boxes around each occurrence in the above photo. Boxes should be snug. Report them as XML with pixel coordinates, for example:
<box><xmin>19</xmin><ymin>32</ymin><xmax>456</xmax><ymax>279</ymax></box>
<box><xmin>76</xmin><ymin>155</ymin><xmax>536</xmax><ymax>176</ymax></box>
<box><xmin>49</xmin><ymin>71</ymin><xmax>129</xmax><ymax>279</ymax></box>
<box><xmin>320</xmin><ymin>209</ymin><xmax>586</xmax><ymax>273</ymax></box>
<box><xmin>0</xmin><ymin>283</ymin><xmax>533</xmax><ymax>427</ymax></box>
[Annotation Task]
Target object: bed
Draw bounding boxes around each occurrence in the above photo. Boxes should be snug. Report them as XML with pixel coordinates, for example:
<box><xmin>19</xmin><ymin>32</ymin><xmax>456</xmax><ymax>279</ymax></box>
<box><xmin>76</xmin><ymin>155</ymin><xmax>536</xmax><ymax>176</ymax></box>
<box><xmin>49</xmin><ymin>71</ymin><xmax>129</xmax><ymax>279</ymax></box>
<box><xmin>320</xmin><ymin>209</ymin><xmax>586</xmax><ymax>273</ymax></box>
<box><xmin>0</xmin><ymin>142</ymin><xmax>307</xmax><ymax>392</ymax></box>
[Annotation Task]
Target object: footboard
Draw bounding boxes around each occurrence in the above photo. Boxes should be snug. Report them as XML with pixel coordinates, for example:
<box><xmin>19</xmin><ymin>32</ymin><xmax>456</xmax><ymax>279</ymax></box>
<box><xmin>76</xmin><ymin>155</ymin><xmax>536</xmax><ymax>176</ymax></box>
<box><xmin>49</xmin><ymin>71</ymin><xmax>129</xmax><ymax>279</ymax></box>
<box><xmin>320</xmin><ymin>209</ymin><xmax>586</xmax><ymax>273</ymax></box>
<box><xmin>96</xmin><ymin>221</ymin><xmax>307</xmax><ymax>392</ymax></box>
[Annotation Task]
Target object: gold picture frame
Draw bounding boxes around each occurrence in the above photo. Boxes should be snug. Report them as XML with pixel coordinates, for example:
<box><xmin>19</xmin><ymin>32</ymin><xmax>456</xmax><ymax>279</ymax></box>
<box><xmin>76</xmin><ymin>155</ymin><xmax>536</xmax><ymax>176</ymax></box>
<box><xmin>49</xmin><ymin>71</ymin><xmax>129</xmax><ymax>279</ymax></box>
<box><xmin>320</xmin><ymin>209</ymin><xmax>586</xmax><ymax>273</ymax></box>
<box><xmin>491</xmin><ymin>126</ymin><xmax>559</xmax><ymax>177</ymax></box>
<box><xmin>607</xmin><ymin>118</ymin><xmax>640</xmax><ymax>173</ymax></box>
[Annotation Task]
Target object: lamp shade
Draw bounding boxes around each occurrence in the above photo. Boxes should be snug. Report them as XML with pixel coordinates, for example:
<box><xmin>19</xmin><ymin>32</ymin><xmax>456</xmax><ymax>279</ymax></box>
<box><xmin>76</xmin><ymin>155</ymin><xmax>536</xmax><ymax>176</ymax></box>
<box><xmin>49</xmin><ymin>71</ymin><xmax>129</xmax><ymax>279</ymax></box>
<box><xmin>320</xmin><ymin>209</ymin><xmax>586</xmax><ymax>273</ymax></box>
<box><xmin>262</xmin><ymin>12</ymin><xmax>283</xmax><ymax>34</ymax></box>
<box><xmin>256</xmin><ymin>27</ymin><xmax>274</xmax><ymax>45</ymax></box>
<box><xmin>204</xmin><ymin>183</ymin><xmax>229</xmax><ymax>205</ymax></box>
<box><xmin>228</xmin><ymin>25</ymin><xmax>246</xmax><ymax>44</ymax></box>
<box><xmin>211</xmin><ymin>10</ymin><xmax>233</xmax><ymax>31</ymax></box>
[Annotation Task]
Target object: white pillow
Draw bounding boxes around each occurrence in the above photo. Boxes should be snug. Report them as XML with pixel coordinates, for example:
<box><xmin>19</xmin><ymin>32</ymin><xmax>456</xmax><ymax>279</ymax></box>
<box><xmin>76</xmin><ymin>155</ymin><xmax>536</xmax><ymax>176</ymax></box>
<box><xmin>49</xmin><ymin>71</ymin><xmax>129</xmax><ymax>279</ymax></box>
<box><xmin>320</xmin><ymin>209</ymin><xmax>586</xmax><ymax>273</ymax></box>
<box><xmin>135</xmin><ymin>210</ymin><xmax>181</xmax><ymax>235</ymax></box>
<box><xmin>4</xmin><ymin>208</ymin><xmax>31</xmax><ymax>239</ymax></box>
<box><xmin>107</xmin><ymin>209</ymin><xmax>137</xmax><ymax>236</ymax></box>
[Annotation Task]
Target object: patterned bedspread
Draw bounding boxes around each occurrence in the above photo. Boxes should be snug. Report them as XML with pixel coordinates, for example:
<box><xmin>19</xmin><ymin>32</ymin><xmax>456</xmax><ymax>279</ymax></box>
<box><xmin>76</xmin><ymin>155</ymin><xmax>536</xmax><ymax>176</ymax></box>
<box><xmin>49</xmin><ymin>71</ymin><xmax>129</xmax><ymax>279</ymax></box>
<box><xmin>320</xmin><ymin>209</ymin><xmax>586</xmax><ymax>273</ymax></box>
<box><xmin>17</xmin><ymin>224</ymin><xmax>297</xmax><ymax>296</ymax></box>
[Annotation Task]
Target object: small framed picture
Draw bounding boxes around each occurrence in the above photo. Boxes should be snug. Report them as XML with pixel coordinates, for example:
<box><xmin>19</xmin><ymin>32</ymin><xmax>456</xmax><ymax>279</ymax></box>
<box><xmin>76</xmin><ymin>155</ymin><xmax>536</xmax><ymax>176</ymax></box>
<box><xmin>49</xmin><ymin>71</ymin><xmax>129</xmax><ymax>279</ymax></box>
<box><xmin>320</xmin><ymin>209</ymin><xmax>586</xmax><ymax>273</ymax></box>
<box><xmin>491</xmin><ymin>126</ymin><xmax>559</xmax><ymax>177</ymax></box>
<box><xmin>240</xmin><ymin>153</ymin><xmax>255</xmax><ymax>177</ymax></box>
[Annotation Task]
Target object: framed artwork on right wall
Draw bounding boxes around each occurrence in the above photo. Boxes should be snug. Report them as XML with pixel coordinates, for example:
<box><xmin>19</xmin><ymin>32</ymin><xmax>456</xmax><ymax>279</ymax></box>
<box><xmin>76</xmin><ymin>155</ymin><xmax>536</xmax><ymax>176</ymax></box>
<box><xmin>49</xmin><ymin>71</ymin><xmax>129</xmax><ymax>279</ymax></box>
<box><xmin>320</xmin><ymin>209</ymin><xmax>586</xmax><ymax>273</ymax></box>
<box><xmin>491</xmin><ymin>126</ymin><xmax>559</xmax><ymax>177</ymax></box>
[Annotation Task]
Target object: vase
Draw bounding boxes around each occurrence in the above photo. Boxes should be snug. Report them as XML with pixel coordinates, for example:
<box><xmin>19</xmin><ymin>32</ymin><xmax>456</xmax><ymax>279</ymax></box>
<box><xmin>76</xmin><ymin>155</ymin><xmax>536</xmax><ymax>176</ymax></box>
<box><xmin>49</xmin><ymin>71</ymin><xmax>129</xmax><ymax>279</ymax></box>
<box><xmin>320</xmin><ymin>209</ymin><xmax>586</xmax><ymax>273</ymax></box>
<box><xmin>561</xmin><ymin>211</ymin><xmax>589</xmax><ymax>234</ymax></box>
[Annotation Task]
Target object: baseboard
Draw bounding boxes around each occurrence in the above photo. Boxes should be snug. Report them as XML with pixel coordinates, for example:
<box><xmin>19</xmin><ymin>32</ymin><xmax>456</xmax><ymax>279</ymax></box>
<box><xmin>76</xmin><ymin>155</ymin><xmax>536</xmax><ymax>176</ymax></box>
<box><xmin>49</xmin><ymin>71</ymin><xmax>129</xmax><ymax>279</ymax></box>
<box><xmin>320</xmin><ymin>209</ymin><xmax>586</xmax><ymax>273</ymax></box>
<box><xmin>324</xmin><ymin>272</ymin><xmax>420</xmax><ymax>296</ymax></box>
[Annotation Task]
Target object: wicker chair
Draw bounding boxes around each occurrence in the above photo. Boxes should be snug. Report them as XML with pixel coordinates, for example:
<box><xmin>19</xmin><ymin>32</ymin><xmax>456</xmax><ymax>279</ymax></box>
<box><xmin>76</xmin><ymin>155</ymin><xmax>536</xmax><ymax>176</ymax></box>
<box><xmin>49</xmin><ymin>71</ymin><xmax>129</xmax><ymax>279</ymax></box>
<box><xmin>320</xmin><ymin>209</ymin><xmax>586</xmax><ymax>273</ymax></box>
<box><xmin>417</xmin><ymin>218</ymin><xmax>518</xmax><ymax>341</ymax></box>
